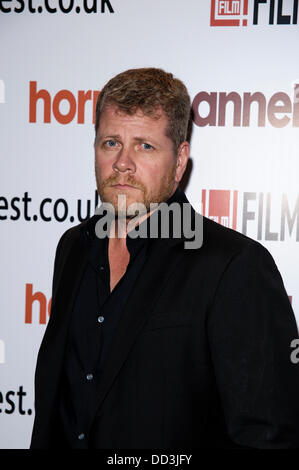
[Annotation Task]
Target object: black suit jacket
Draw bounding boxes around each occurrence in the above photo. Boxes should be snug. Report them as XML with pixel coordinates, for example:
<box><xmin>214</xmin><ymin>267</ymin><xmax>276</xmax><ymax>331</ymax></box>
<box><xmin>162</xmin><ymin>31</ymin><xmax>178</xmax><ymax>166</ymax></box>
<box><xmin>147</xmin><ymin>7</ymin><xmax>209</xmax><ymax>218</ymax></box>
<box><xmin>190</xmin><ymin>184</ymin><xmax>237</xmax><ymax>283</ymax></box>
<box><xmin>30</xmin><ymin>190</ymin><xmax>299</xmax><ymax>449</ymax></box>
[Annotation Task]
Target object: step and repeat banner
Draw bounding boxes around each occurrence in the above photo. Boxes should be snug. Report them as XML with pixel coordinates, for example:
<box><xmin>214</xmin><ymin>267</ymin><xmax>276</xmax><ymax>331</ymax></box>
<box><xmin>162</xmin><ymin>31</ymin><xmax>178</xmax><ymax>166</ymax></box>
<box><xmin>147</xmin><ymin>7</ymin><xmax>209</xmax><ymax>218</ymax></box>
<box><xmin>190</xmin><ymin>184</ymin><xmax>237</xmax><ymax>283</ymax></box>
<box><xmin>1</xmin><ymin>0</ymin><xmax>298</xmax><ymax>449</ymax></box>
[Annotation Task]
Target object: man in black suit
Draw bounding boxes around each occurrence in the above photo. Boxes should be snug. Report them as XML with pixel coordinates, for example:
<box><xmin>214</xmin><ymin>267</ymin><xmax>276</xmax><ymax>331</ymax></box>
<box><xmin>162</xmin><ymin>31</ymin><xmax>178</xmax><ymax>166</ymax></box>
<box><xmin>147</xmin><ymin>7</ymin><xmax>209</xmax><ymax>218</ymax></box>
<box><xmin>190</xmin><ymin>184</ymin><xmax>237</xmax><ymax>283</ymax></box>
<box><xmin>31</xmin><ymin>68</ymin><xmax>299</xmax><ymax>449</ymax></box>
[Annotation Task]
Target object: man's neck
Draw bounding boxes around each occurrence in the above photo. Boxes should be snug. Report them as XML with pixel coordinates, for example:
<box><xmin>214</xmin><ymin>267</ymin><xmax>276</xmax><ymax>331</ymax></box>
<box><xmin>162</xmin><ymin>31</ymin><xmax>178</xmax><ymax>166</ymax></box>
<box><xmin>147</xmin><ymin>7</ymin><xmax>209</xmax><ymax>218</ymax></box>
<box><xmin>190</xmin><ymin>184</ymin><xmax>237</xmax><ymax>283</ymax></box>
<box><xmin>108</xmin><ymin>208</ymin><xmax>155</xmax><ymax>241</ymax></box>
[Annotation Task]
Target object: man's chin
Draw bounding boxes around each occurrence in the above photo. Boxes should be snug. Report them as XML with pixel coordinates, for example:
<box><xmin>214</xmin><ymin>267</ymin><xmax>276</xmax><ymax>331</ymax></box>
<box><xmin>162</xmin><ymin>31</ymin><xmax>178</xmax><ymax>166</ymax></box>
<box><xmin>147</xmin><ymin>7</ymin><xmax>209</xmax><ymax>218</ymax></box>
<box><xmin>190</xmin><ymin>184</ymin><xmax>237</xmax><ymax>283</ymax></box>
<box><xmin>100</xmin><ymin>192</ymin><xmax>147</xmax><ymax>212</ymax></box>
<box><xmin>114</xmin><ymin>203</ymin><xmax>149</xmax><ymax>219</ymax></box>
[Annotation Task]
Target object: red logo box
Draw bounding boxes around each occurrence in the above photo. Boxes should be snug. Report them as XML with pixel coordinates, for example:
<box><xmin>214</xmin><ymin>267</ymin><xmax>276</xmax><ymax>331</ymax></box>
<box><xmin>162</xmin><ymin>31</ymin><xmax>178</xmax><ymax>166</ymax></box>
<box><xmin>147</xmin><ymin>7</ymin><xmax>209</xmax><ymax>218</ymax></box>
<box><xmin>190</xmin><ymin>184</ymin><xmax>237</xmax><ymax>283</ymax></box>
<box><xmin>210</xmin><ymin>0</ymin><xmax>248</xmax><ymax>26</ymax></box>
<box><xmin>202</xmin><ymin>189</ymin><xmax>238</xmax><ymax>230</ymax></box>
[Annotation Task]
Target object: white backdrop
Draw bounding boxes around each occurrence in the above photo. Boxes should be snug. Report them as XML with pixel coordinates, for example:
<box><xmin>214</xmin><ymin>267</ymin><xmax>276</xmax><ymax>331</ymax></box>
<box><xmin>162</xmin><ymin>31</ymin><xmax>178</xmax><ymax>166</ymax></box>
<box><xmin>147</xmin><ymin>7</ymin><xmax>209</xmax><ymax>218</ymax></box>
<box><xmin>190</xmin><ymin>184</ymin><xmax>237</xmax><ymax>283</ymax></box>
<box><xmin>1</xmin><ymin>0</ymin><xmax>298</xmax><ymax>449</ymax></box>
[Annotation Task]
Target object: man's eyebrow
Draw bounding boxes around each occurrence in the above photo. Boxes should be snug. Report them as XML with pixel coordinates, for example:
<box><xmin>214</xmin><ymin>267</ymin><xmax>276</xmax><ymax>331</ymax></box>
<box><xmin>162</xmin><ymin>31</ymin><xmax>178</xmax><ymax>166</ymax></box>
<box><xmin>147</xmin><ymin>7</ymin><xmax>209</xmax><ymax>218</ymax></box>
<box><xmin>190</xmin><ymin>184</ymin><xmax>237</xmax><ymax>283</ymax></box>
<box><xmin>98</xmin><ymin>134</ymin><xmax>121</xmax><ymax>141</ymax></box>
<box><xmin>133</xmin><ymin>136</ymin><xmax>159</xmax><ymax>145</ymax></box>
<box><xmin>134</xmin><ymin>136</ymin><xmax>154</xmax><ymax>142</ymax></box>
<box><xmin>98</xmin><ymin>134</ymin><xmax>161</xmax><ymax>146</ymax></box>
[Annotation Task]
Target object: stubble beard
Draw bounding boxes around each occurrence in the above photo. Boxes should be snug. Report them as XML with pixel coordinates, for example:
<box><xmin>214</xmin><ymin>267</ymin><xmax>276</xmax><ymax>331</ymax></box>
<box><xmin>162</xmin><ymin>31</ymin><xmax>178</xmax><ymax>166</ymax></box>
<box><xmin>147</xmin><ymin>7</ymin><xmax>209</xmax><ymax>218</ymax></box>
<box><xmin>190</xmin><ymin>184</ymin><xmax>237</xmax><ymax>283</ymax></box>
<box><xmin>95</xmin><ymin>160</ymin><xmax>177</xmax><ymax>220</ymax></box>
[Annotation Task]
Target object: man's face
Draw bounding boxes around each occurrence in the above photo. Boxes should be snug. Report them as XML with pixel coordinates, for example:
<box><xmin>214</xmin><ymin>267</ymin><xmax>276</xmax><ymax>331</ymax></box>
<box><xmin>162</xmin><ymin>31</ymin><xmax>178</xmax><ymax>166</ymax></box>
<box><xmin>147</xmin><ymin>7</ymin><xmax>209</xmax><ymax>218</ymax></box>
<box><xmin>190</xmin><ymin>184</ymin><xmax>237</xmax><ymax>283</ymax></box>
<box><xmin>94</xmin><ymin>105</ymin><xmax>189</xmax><ymax>217</ymax></box>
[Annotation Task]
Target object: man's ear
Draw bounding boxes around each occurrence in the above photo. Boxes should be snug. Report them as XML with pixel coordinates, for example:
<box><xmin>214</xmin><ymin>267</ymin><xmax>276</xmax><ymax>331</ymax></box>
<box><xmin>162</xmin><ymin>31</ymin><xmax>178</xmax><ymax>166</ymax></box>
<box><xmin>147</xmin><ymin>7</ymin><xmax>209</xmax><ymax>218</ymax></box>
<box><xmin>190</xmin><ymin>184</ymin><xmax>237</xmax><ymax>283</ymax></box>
<box><xmin>175</xmin><ymin>141</ymin><xmax>190</xmax><ymax>183</ymax></box>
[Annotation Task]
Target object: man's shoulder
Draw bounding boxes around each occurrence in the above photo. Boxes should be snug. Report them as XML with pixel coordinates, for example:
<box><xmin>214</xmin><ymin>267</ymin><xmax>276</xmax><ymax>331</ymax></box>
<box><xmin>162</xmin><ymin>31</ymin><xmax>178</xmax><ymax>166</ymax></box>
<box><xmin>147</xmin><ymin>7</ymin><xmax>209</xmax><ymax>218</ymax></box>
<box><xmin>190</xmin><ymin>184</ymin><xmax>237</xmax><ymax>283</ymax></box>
<box><xmin>180</xmin><ymin>191</ymin><xmax>266</xmax><ymax>259</ymax></box>
<box><xmin>185</xmin><ymin>214</ymin><xmax>280</xmax><ymax>288</ymax></box>
<box><xmin>200</xmin><ymin>213</ymin><xmax>271</xmax><ymax>262</ymax></box>
<box><xmin>202</xmin><ymin>214</ymin><xmax>255</xmax><ymax>247</ymax></box>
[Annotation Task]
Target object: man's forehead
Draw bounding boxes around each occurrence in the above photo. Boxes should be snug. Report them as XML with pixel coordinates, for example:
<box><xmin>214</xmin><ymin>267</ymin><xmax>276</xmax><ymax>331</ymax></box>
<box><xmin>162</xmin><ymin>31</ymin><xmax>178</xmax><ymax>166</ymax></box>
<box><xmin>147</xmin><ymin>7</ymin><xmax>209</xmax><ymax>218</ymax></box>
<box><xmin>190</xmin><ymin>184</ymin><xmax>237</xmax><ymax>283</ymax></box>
<box><xmin>101</xmin><ymin>103</ymin><xmax>165</xmax><ymax>122</ymax></box>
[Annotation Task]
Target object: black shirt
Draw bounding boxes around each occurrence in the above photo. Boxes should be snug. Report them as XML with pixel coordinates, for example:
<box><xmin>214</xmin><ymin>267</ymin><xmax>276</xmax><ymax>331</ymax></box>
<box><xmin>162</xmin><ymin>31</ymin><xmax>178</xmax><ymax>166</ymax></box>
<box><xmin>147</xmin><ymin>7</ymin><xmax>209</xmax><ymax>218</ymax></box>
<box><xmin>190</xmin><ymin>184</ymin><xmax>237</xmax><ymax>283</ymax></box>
<box><xmin>59</xmin><ymin>187</ymin><xmax>182</xmax><ymax>448</ymax></box>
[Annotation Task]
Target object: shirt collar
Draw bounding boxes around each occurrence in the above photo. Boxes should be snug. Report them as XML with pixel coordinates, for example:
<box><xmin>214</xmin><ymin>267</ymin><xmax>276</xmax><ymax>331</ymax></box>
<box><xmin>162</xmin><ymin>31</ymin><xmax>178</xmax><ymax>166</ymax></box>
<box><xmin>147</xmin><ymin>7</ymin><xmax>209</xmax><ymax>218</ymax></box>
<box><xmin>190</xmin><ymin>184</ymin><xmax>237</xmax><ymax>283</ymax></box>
<box><xmin>87</xmin><ymin>187</ymin><xmax>183</xmax><ymax>268</ymax></box>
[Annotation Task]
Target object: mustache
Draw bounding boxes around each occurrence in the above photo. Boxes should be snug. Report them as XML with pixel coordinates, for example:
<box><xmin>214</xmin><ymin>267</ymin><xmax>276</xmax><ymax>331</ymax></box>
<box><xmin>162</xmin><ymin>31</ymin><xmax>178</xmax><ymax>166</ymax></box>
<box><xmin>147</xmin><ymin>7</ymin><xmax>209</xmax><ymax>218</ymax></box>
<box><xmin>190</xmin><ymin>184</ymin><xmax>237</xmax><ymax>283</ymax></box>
<box><xmin>101</xmin><ymin>174</ymin><xmax>145</xmax><ymax>191</ymax></box>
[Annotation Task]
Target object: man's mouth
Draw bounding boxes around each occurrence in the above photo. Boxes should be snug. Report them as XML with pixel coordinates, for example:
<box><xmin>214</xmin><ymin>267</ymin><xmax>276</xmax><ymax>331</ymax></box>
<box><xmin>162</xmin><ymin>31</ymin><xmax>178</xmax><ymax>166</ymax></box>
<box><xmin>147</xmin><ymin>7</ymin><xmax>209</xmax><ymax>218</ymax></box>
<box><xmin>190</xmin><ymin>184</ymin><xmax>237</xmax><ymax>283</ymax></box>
<box><xmin>111</xmin><ymin>184</ymin><xmax>138</xmax><ymax>189</ymax></box>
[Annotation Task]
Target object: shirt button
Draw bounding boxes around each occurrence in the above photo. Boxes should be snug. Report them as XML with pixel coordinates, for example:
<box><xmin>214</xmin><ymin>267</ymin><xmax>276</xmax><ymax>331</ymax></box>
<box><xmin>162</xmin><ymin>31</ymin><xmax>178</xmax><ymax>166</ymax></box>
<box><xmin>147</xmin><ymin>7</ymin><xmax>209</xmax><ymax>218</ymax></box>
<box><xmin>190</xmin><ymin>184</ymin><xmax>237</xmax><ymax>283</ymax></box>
<box><xmin>97</xmin><ymin>315</ymin><xmax>104</xmax><ymax>323</ymax></box>
<box><xmin>86</xmin><ymin>373</ymin><xmax>93</xmax><ymax>381</ymax></box>
<box><xmin>78</xmin><ymin>433</ymin><xmax>85</xmax><ymax>440</ymax></box>
<box><xmin>99</xmin><ymin>265</ymin><xmax>105</xmax><ymax>271</ymax></box>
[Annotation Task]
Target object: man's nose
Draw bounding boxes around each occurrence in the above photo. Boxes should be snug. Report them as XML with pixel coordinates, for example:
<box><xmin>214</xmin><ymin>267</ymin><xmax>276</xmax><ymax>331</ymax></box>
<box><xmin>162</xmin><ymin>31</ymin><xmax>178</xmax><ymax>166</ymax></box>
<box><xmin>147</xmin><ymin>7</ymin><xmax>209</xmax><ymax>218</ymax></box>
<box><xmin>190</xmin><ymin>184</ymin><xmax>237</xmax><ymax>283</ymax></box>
<box><xmin>112</xmin><ymin>146</ymin><xmax>136</xmax><ymax>173</ymax></box>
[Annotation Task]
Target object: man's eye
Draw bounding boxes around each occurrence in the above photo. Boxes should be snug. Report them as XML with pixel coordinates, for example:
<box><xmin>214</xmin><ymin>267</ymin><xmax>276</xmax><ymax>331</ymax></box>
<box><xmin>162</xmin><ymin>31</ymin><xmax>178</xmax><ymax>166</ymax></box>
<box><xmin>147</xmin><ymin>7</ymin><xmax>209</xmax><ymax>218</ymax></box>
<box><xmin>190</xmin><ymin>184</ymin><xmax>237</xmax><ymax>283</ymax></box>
<box><xmin>141</xmin><ymin>143</ymin><xmax>153</xmax><ymax>150</ymax></box>
<box><xmin>105</xmin><ymin>140</ymin><xmax>117</xmax><ymax>148</ymax></box>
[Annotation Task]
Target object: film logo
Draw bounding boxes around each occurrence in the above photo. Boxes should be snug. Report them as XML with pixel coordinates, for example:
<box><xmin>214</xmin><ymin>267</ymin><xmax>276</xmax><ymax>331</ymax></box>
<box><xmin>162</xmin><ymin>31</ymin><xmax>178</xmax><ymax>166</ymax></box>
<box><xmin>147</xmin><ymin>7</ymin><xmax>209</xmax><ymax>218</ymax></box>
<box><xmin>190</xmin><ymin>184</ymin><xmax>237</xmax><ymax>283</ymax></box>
<box><xmin>210</xmin><ymin>0</ymin><xmax>299</xmax><ymax>26</ymax></box>
<box><xmin>202</xmin><ymin>189</ymin><xmax>299</xmax><ymax>242</ymax></box>
<box><xmin>210</xmin><ymin>0</ymin><xmax>248</xmax><ymax>26</ymax></box>
<box><xmin>202</xmin><ymin>189</ymin><xmax>238</xmax><ymax>229</ymax></box>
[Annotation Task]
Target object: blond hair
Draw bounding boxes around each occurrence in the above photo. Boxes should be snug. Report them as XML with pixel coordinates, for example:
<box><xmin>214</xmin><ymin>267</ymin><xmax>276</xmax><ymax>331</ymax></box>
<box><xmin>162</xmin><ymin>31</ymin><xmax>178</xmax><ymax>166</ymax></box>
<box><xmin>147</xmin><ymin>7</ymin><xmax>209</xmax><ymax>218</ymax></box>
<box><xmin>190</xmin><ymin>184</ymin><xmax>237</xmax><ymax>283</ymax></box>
<box><xmin>95</xmin><ymin>68</ymin><xmax>191</xmax><ymax>151</ymax></box>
